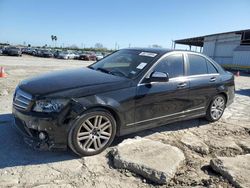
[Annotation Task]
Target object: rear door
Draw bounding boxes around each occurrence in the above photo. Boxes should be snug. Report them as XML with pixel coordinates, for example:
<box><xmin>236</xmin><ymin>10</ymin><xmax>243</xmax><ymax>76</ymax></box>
<box><xmin>186</xmin><ymin>53</ymin><xmax>220</xmax><ymax>112</ymax></box>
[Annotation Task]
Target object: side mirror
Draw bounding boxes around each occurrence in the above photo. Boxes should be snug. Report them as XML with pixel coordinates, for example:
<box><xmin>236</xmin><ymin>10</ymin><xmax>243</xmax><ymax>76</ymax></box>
<box><xmin>149</xmin><ymin>71</ymin><xmax>169</xmax><ymax>82</ymax></box>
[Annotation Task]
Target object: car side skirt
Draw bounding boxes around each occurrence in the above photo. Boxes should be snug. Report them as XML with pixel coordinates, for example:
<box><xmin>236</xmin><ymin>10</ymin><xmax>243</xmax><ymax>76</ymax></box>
<box><xmin>118</xmin><ymin>110</ymin><xmax>206</xmax><ymax>136</ymax></box>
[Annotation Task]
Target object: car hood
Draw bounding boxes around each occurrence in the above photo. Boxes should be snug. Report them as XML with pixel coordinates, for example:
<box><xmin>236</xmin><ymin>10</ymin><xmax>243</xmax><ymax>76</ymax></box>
<box><xmin>19</xmin><ymin>68</ymin><xmax>130</xmax><ymax>96</ymax></box>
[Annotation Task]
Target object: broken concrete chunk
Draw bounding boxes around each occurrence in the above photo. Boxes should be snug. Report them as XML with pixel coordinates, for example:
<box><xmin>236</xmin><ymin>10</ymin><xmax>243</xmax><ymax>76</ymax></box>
<box><xmin>180</xmin><ymin>132</ymin><xmax>209</xmax><ymax>155</ymax></box>
<box><xmin>237</xmin><ymin>139</ymin><xmax>250</xmax><ymax>153</ymax></box>
<box><xmin>210</xmin><ymin>154</ymin><xmax>250</xmax><ymax>188</ymax></box>
<box><xmin>208</xmin><ymin>137</ymin><xmax>243</xmax><ymax>156</ymax></box>
<box><xmin>112</xmin><ymin>138</ymin><xmax>185</xmax><ymax>184</ymax></box>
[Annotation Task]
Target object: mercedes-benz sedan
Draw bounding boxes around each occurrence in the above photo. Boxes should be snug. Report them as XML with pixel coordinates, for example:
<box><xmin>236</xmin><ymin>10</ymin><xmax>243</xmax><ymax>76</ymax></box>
<box><xmin>12</xmin><ymin>48</ymin><xmax>235</xmax><ymax>156</ymax></box>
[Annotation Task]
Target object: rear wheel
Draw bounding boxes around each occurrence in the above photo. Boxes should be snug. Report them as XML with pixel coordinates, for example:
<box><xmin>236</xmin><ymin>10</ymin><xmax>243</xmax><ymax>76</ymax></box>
<box><xmin>205</xmin><ymin>94</ymin><xmax>226</xmax><ymax>122</ymax></box>
<box><xmin>68</xmin><ymin>109</ymin><xmax>116</xmax><ymax>156</ymax></box>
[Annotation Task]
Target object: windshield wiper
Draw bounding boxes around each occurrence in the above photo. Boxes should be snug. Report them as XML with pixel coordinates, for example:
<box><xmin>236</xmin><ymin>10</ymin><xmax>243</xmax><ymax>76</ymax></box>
<box><xmin>96</xmin><ymin>67</ymin><xmax>110</xmax><ymax>74</ymax></box>
<box><xmin>96</xmin><ymin>67</ymin><xmax>128</xmax><ymax>78</ymax></box>
<box><xmin>88</xmin><ymin>66</ymin><xmax>94</xmax><ymax>70</ymax></box>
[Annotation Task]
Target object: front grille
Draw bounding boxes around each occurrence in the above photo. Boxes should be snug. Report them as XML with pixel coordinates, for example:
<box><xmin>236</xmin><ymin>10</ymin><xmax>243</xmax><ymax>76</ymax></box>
<box><xmin>13</xmin><ymin>89</ymin><xmax>32</xmax><ymax>110</ymax></box>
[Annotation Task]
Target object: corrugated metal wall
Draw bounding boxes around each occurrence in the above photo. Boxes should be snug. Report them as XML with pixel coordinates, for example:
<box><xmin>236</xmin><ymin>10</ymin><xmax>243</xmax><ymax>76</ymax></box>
<box><xmin>203</xmin><ymin>33</ymin><xmax>241</xmax><ymax>66</ymax></box>
<box><xmin>233</xmin><ymin>51</ymin><xmax>250</xmax><ymax>67</ymax></box>
<box><xmin>203</xmin><ymin>41</ymin><xmax>215</xmax><ymax>56</ymax></box>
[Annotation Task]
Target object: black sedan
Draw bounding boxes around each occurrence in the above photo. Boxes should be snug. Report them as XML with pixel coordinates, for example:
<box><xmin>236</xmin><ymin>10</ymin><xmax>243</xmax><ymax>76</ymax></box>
<box><xmin>12</xmin><ymin>48</ymin><xmax>234</xmax><ymax>156</ymax></box>
<box><xmin>3</xmin><ymin>47</ymin><xmax>22</xmax><ymax>56</ymax></box>
<box><xmin>35</xmin><ymin>49</ymin><xmax>54</xmax><ymax>58</ymax></box>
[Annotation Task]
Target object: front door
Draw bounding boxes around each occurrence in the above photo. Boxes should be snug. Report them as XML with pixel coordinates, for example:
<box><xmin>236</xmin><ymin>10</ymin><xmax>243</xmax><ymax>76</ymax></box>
<box><xmin>132</xmin><ymin>53</ymin><xmax>191</xmax><ymax>128</ymax></box>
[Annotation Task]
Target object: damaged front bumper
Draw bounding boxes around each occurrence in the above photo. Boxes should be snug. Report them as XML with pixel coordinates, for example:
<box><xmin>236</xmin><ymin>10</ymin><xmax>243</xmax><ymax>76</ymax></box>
<box><xmin>12</xmin><ymin>107</ymin><xmax>69</xmax><ymax>151</ymax></box>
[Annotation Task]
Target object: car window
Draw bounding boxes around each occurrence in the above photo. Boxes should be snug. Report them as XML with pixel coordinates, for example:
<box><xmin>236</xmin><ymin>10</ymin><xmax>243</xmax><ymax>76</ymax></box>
<box><xmin>188</xmin><ymin>54</ymin><xmax>207</xmax><ymax>75</ymax></box>
<box><xmin>154</xmin><ymin>54</ymin><xmax>184</xmax><ymax>78</ymax></box>
<box><xmin>206</xmin><ymin>60</ymin><xmax>218</xmax><ymax>74</ymax></box>
<box><xmin>90</xmin><ymin>50</ymin><xmax>157</xmax><ymax>78</ymax></box>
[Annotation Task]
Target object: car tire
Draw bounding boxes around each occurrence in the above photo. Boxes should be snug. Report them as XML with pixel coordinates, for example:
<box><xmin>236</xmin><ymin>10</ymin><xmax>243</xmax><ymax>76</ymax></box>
<box><xmin>68</xmin><ymin>109</ymin><xmax>117</xmax><ymax>156</ymax></box>
<box><xmin>205</xmin><ymin>94</ymin><xmax>226</xmax><ymax>122</ymax></box>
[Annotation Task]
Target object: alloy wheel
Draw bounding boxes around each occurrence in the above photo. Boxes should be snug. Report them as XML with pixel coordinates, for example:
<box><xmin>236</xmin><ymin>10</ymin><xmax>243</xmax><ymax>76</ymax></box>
<box><xmin>210</xmin><ymin>96</ymin><xmax>225</xmax><ymax>120</ymax></box>
<box><xmin>76</xmin><ymin>115</ymin><xmax>112</xmax><ymax>152</ymax></box>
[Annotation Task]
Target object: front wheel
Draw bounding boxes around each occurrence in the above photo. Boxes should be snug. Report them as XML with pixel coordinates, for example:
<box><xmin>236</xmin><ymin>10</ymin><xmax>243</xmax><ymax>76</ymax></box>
<box><xmin>68</xmin><ymin>109</ymin><xmax>116</xmax><ymax>156</ymax></box>
<box><xmin>205</xmin><ymin>95</ymin><xmax>226</xmax><ymax>122</ymax></box>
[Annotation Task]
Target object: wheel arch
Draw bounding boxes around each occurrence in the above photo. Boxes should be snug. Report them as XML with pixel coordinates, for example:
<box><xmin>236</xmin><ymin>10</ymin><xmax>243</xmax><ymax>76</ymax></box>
<box><xmin>206</xmin><ymin>91</ymin><xmax>228</xmax><ymax>110</ymax></box>
<box><xmin>67</xmin><ymin>105</ymin><xmax>119</xmax><ymax>156</ymax></box>
<box><xmin>218</xmin><ymin>92</ymin><xmax>228</xmax><ymax>104</ymax></box>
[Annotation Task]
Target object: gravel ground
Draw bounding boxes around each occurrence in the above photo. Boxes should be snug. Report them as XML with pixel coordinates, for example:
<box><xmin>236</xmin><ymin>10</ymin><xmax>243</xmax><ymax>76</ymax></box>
<box><xmin>0</xmin><ymin>55</ymin><xmax>249</xmax><ymax>187</ymax></box>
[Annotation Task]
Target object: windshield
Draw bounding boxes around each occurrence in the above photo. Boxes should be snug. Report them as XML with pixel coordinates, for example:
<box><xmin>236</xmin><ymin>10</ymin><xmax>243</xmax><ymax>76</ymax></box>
<box><xmin>90</xmin><ymin>50</ymin><xmax>157</xmax><ymax>78</ymax></box>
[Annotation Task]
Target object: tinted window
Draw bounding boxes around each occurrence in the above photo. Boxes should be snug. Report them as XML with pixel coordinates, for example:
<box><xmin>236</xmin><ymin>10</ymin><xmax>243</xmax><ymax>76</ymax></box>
<box><xmin>154</xmin><ymin>54</ymin><xmax>184</xmax><ymax>78</ymax></box>
<box><xmin>188</xmin><ymin>54</ymin><xmax>207</xmax><ymax>75</ymax></box>
<box><xmin>206</xmin><ymin>60</ymin><xmax>218</xmax><ymax>74</ymax></box>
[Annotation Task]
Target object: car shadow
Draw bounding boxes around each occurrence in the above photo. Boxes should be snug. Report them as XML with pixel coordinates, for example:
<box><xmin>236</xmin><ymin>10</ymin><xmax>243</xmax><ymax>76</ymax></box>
<box><xmin>112</xmin><ymin>117</ymin><xmax>209</xmax><ymax>146</ymax></box>
<box><xmin>235</xmin><ymin>89</ymin><xmax>250</xmax><ymax>97</ymax></box>
<box><xmin>0</xmin><ymin>113</ymin><xmax>209</xmax><ymax>169</ymax></box>
<box><xmin>0</xmin><ymin>113</ymin><xmax>76</xmax><ymax>169</ymax></box>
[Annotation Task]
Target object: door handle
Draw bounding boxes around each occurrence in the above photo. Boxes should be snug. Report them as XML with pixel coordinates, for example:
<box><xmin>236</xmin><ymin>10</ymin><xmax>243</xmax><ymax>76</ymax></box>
<box><xmin>210</xmin><ymin>77</ymin><xmax>216</xmax><ymax>82</ymax></box>
<box><xmin>177</xmin><ymin>82</ymin><xmax>187</xmax><ymax>89</ymax></box>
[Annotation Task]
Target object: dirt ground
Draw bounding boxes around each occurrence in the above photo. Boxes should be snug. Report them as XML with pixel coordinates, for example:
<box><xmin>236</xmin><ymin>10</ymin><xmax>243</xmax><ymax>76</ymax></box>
<box><xmin>0</xmin><ymin>55</ymin><xmax>249</xmax><ymax>187</ymax></box>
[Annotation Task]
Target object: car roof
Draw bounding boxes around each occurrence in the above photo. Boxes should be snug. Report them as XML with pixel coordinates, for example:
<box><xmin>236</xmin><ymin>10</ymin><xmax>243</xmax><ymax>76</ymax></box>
<box><xmin>122</xmin><ymin>48</ymin><xmax>171</xmax><ymax>55</ymax></box>
<box><xmin>122</xmin><ymin>48</ymin><xmax>202</xmax><ymax>56</ymax></box>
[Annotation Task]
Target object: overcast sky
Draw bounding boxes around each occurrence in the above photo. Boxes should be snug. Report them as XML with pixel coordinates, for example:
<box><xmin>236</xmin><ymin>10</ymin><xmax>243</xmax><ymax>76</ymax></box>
<box><xmin>0</xmin><ymin>0</ymin><xmax>250</xmax><ymax>49</ymax></box>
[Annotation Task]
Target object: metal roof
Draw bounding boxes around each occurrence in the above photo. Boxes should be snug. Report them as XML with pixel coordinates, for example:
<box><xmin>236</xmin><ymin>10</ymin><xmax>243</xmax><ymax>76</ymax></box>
<box><xmin>175</xmin><ymin>29</ymin><xmax>250</xmax><ymax>47</ymax></box>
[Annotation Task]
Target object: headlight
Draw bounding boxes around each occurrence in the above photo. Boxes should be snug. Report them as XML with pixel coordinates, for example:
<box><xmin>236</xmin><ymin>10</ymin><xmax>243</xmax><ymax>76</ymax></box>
<box><xmin>33</xmin><ymin>99</ymin><xmax>69</xmax><ymax>113</ymax></box>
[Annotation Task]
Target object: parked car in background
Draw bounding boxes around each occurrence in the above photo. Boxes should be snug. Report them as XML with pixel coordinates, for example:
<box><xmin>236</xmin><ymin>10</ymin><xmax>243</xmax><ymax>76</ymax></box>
<box><xmin>22</xmin><ymin>48</ymin><xmax>37</xmax><ymax>55</ymax></box>
<box><xmin>95</xmin><ymin>52</ymin><xmax>104</xmax><ymax>60</ymax></box>
<box><xmin>79</xmin><ymin>51</ymin><xmax>97</xmax><ymax>61</ymax></box>
<box><xmin>12</xmin><ymin>48</ymin><xmax>234</xmax><ymax>156</ymax></box>
<box><xmin>39</xmin><ymin>49</ymin><xmax>54</xmax><ymax>58</ymax></box>
<box><xmin>2</xmin><ymin>46</ymin><xmax>22</xmax><ymax>56</ymax></box>
<box><xmin>103</xmin><ymin>52</ymin><xmax>112</xmax><ymax>57</ymax></box>
<box><xmin>57</xmin><ymin>51</ymin><xmax>76</xmax><ymax>59</ymax></box>
<box><xmin>35</xmin><ymin>49</ymin><xmax>43</xmax><ymax>57</ymax></box>
<box><xmin>21</xmin><ymin>48</ymin><xmax>27</xmax><ymax>53</ymax></box>
<box><xmin>34</xmin><ymin>49</ymin><xmax>53</xmax><ymax>58</ymax></box>
<box><xmin>0</xmin><ymin>47</ymin><xmax>3</xmax><ymax>55</ymax></box>
<box><xmin>32</xmin><ymin>48</ymin><xmax>39</xmax><ymax>56</ymax></box>
<box><xmin>73</xmin><ymin>51</ymin><xmax>81</xmax><ymax>59</ymax></box>
<box><xmin>52</xmin><ymin>50</ymin><xmax>61</xmax><ymax>58</ymax></box>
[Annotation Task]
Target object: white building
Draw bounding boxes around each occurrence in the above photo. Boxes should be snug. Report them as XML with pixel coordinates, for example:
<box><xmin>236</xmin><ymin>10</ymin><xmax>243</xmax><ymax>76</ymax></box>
<box><xmin>174</xmin><ymin>29</ymin><xmax>250</xmax><ymax>71</ymax></box>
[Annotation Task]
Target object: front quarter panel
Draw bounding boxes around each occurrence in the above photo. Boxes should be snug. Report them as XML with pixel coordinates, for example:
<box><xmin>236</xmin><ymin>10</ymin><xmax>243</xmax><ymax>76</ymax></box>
<box><xmin>71</xmin><ymin>86</ymin><xmax>137</xmax><ymax>136</ymax></box>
